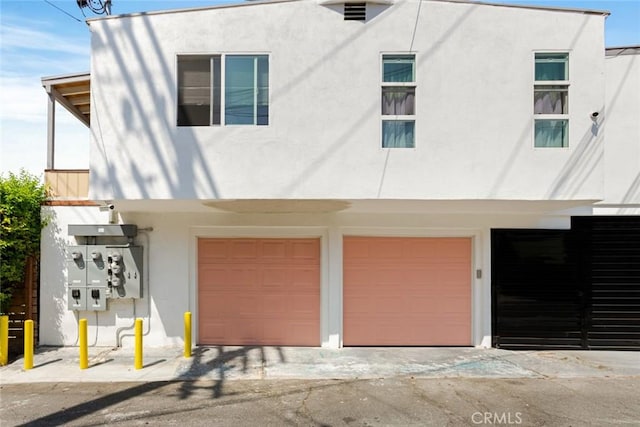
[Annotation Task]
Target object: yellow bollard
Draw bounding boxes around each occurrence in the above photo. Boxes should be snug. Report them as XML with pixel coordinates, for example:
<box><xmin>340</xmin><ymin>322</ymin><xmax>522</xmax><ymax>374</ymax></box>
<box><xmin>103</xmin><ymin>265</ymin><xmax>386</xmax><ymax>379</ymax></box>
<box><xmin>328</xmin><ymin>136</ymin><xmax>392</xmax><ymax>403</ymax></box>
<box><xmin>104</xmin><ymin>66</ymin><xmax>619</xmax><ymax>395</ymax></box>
<box><xmin>79</xmin><ymin>318</ymin><xmax>88</xmax><ymax>369</ymax></box>
<box><xmin>24</xmin><ymin>320</ymin><xmax>34</xmax><ymax>370</ymax></box>
<box><xmin>134</xmin><ymin>318</ymin><xmax>143</xmax><ymax>370</ymax></box>
<box><xmin>0</xmin><ymin>316</ymin><xmax>8</xmax><ymax>366</ymax></box>
<box><xmin>184</xmin><ymin>312</ymin><xmax>192</xmax><ymax>358</ymax></box>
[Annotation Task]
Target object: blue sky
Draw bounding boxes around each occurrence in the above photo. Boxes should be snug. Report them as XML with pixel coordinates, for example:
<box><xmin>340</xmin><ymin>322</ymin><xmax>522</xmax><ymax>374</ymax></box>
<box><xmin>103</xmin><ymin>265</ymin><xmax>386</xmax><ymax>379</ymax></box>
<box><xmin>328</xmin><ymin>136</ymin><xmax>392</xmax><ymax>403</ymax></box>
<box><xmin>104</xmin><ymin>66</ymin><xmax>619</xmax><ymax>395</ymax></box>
<box><xmin>1</xmin><ymin>0</ymin><xmax>639</xmax><ymax>178</ymax></box>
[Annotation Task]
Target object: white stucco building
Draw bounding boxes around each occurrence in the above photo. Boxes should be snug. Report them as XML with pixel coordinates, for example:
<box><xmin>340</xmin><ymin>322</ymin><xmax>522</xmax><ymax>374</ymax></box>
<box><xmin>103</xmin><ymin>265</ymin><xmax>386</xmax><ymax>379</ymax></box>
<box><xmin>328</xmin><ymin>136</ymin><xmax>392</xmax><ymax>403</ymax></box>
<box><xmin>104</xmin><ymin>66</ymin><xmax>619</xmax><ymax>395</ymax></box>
<box><xmin>40</xmin><ymin>0</ymin><xmax>640</xmax><ymax>350</ymax></box>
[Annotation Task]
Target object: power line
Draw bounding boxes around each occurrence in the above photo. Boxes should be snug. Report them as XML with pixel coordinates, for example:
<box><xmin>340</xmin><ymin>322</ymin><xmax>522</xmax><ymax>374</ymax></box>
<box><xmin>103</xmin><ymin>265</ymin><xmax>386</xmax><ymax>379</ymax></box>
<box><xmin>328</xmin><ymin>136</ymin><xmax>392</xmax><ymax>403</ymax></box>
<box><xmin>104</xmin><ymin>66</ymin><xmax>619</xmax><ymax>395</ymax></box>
<box><xmin>43</xmin><ymin>0</ymin><xmax>83</xmax><ymax>23</ymax></box>
<box><xmin>409</xmin><ymin>0</ymin><xmax>423</xmax><ymax>52</ymax></box>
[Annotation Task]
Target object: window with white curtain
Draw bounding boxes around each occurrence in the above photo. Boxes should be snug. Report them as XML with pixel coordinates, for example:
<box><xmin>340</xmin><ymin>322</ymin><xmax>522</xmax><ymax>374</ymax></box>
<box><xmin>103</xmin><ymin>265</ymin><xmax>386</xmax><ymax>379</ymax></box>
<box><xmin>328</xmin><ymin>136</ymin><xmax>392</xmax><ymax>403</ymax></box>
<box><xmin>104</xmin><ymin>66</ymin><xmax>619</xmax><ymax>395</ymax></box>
<box><xmin>177</xmin><ymin>54</ymin><xmax>269</xmax><ymax>126</ymax></box>
<box><xmin>381</xmin><ymin>54</ymin><xmax>415</xmax><ymax>148</ymax></box>
<box><xmin>534</xmin><ymin>53</ymin><xmax>569</xmax><ymax>147</ymax></box>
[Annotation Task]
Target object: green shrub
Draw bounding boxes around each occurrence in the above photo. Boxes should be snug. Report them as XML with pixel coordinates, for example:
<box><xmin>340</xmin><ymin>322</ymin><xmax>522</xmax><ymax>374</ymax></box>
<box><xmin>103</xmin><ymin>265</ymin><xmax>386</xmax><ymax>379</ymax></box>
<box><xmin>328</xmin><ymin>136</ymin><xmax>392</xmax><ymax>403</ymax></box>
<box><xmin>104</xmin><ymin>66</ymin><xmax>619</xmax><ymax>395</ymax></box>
<box><xmin>0</xmin><ymin>170</ymin><xmax>48</xmax><ymax>313</ymax></box>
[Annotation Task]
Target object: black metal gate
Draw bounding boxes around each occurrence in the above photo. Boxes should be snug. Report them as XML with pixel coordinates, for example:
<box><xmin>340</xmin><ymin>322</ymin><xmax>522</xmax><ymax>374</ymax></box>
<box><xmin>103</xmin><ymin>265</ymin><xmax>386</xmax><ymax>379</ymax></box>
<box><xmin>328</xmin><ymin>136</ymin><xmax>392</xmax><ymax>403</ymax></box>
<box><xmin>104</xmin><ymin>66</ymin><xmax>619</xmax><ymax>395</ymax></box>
<box><xmin>573</xmin><ymin>217</ymin><xmax>640</xmax><ymax>350</ymax></box>
<box><xmin>492</xmin><ymin>217</ymin><xmax>640</xmax><ymax>350</ymax></box>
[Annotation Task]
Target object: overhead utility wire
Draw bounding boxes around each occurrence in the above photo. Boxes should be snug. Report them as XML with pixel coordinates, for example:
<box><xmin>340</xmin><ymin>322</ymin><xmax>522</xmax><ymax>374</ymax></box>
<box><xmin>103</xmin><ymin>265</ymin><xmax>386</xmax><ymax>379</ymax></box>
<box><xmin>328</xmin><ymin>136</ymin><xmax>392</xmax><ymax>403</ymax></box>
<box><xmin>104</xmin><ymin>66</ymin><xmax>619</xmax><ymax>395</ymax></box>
<box><xmin>43</xmin><ymin>0</ymin><xmax>83</xmax><ymax>23</ymax></box>
<box><xmin>409</xmin><ymin>0</ymin><xmax>423</xmax><ymax>52</ymax></box>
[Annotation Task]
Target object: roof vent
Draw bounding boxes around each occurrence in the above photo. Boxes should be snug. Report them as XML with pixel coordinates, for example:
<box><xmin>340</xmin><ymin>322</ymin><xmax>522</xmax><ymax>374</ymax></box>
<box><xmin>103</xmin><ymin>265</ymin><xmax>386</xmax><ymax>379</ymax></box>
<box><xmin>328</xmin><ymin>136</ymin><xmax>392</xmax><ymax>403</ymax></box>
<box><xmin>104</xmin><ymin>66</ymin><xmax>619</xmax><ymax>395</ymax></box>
<box><xmin>344</xmin><ymin>2</ymin><xmax>366</xmax><ymax>21</ymax></box>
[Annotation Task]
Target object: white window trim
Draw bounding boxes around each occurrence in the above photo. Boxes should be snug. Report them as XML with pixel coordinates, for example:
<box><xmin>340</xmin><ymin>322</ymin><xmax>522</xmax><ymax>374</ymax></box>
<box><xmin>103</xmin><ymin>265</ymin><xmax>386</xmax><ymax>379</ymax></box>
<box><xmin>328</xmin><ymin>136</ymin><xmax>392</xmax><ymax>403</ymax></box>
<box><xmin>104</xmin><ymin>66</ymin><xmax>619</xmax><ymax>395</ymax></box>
<box><xmin>176</xmin><ymin>52</ymin><xmax>271</xmax><ymax>128</ymax></box>
<box><xmin>533</xmin><ymin>51</ymin><xmax>571</xmax><ymax>148</ymax></box>
<box><xmin>381</xmin><ymin>82</ymin><xmax>415</xmax><ymax>87</ymax></box>
<box><xmin>380</xmin><ymin>52</ymin><xmax>417</xmax><ymax>149</ymax></box>
<box><xmin>382</xmin><ymin>115</ymin><xmax>415</xmax><ymax>121</ymax></box>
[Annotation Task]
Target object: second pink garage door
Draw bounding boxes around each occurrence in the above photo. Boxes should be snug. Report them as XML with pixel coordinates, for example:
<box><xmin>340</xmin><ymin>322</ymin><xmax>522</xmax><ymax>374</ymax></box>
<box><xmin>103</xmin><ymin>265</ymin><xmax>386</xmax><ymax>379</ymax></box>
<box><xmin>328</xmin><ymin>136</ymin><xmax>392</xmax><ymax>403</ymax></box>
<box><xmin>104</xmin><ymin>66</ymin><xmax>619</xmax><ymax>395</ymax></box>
<box><xmin>343</xmin><ymin>236</ymin><xmax>472</xmax><ymax>346</ymax></box>
<box><xmin>198</xmin><ymin>238</ymin><xmax>320</xmax><ymax>346</ymax></box>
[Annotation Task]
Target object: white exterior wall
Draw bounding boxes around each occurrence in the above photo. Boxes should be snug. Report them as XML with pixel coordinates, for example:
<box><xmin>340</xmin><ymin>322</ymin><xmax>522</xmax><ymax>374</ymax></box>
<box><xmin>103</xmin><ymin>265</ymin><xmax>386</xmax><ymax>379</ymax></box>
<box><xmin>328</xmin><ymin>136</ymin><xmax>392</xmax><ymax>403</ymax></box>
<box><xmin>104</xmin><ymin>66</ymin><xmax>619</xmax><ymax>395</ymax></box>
<box><xmin>40</xmin><ymin>206</ymin><xmax>176</xmax><ymax>348</ymax></box>
<box><xmin>595</xmin><ymin>50</ymin><xmax>640</xmax><ymax>215</ymax></box>
<box><xmin>41</xmin><ymin>1</ymin><xmax>619</xmax><ymax>349</ymax></box>
<box><xmin>88</xmin><ymin>0</ymin><xmax>605</xmax><ymax>202</ymax></box>
<box><xmin>41</xmin><ymin>204</ymin><xmax>571</xmax><ymax>348</ymax></box>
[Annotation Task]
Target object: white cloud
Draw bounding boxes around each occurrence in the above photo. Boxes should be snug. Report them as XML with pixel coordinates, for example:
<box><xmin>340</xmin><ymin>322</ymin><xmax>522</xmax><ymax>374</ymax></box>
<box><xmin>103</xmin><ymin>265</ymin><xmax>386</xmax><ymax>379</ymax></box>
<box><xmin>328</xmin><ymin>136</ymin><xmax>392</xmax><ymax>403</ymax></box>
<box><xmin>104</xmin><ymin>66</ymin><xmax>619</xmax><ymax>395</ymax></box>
<box><xmin>0</xmin><ymin>12</ymin><xmax>91</xmax><ymax>176</ymax></box>
<box><xmin>0</xmin><ymin>19</ymin><xmax>89</xmax><ymax>56</ymax></box>
<box><xmin>0</xmin><ymin>76</ymin><xmax>48</xmax><ymax>123</ymax></box>
<box><xmin>0</xmin><ymin>75</ymin><xmax>87</xmax><ymax>125</ymax></box>
<box><xmin>0</xmin><ymin>109</ymin><xmax>89</xmax><ymax>176</ymax></box>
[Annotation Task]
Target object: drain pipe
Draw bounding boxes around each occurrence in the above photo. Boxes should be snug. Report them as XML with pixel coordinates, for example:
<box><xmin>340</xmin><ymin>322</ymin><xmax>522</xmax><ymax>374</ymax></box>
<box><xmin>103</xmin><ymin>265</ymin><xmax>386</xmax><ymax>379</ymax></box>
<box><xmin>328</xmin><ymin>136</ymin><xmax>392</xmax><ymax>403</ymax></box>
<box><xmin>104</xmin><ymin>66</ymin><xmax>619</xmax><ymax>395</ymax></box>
<box><xmin>140</xmin><ymin>230</ymin><xmax>152</xmax><ymax>337</ymax></box>
<box><xmin>115</xmin><ymin>300</ymin><xmax>136</xmax><ymax>347</ymax></box>
<box><xmin>115</xmin><ymin>228</ymin><xmax>153</xmax><ymax>346</ymax></box>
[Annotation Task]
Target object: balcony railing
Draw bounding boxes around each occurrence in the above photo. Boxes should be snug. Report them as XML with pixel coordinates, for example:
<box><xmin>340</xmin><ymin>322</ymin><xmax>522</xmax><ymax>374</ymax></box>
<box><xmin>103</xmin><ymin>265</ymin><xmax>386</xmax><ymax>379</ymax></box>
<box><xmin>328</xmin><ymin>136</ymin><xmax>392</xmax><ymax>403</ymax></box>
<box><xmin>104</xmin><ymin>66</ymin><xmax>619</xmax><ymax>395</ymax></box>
<box><xmin>45</xmin><ymin>169</ymin><xmax>89</xmax><ymax>200</ymax></box>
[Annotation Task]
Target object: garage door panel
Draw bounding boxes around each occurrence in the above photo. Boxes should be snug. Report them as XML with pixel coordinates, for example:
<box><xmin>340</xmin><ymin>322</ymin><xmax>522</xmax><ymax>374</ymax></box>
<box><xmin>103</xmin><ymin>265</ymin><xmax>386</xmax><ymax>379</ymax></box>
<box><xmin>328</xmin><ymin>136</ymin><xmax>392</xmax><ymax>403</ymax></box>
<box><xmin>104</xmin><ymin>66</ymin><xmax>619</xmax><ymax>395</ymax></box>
<box><xmin>199</xmin><ymin>265</ymin><xmax>260</xmax><ymax>289</ymax></box>
<box><xmin>262</xmin><ymin>268</ymin><xmax>289</xmax><ymax>289</ymax></box>
<box><xmin>369</xmin><ymin>240</ymin><xmax>405</xmax><ymax>260</ymax></box>
<box><xmin>228</xmin><ymin>321</ymin><xmax>262</xmax><ymax>343</ymax></box>
<box><xmin>343</xmin><ymin>267</ymin><xmax>374</xmax><ymax>285</ymax></box>
<box><xmin>407</xmin><ymin>298</ymin><xmax>456</xmax><ymax>313</ymax></box>
<box><xmin>232</xmin><ymin>267</ymin><xmax>260</xmax><ymax>288</ymax></box>
<box><xmin>260</xmin><ymin>240</ymin><xmax>287</xmax><ymax>260</ymax></box>
<box><xmin>405</xmin><ymin>240</ymin><xmax>440</xmax><ymax>258</ymax></box>
<box><xmin>201</xmin><ymin>297</ymin><xmax>241</xmax><ymax>315</ymax></box>
<box><xmin>198</xmin><ymin>240</ymin><xmax>230</xmax><ymax>261</ymax></box>
<box><xmin>291</xmin><ymin>294</ymin><xmax>320</xmax><ymax>314</ymax></box>
<box><xmin>198</xmin><ymin>266</ymin><xmax>230</xmax><ymax>286</ymax></box>
<box><xmin>291</xmin><ymin>268</ymin><xmax>320</xmax><ymax>289</ymax></box>
<box><xmin>344</xmin><ymin>236</ymin><xmax>471</xmax><ymax>346</ymax></box>
<box><xmin>262</xmin><ymin>296</ymin><xmax>289</xmax><ymax>315</ymax></box>
<box><xmin>199</xmin><ymin>321</ymin><xmax>227</xmax><ymax>343</ymax></box>
<box><xmin>292</xmin><ymin>240</ymin><xmax>320</xmax><ymax>260</ymax></box>
<box><xmin>375</xmin><ymin>268</ymin><xmax>407</xmax><ymax>284</ymax></box>
<box><xmin>230</xmin><ymin>240</ymin><xmax>258</xmax><ymax>260</ymax></box>
<box><xmin>198</xmin><ymin>238</ymin><xmax>320</xmax><ymax>346</ymax></box>
<box><xmin>262</xmin><ymin>323</ymin><xmax>318</xmax><ymax>346</ymax></box>
<box><xmin>344</xmin><ymin>296</ymin><xmax>374</xmax><ymax>314</ymax></box>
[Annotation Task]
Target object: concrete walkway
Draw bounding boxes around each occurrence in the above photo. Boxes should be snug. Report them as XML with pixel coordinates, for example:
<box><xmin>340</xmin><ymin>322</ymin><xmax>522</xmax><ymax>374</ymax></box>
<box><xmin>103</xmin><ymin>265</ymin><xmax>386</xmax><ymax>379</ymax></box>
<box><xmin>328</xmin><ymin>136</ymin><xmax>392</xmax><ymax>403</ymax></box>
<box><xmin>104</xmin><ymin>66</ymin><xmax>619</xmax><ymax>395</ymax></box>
<box><xmin>2</xmin><ymin>346</ymin><xmax>639</xmax><ymax>384</ymax></box>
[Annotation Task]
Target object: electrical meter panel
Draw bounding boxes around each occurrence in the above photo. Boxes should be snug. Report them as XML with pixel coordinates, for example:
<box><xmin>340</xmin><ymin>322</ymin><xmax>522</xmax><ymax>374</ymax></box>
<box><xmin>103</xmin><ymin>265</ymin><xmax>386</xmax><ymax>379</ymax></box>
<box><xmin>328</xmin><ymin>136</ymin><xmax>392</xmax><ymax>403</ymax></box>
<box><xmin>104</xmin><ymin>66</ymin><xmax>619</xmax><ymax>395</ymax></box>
<box><xmin>67</xmin><ymin>224</ymin><xmax>143</xmax><ymax>311</ymax></box>
<box><xmin>66</xmin><ymin>246</ymin><xmax>87</xmax><ymax>311</ymax></box>
<box><xmin>66</xmin><ymin>245</ymin><xmax>108</xmax><ymax>311</ymax></box>
<box><xmin>86</xmin><ymin>246</ymin><xmax>108</xmax><ymax>311</ymax></box>
<box><xmin>66</xmin><ymin>243</ymin><xmax>143</xmax><ymax>311</ymax></box>
<box><xmin>107</xmin><ymin>246</ymin><xmax>143</xmax><ymax>299</ymax></box>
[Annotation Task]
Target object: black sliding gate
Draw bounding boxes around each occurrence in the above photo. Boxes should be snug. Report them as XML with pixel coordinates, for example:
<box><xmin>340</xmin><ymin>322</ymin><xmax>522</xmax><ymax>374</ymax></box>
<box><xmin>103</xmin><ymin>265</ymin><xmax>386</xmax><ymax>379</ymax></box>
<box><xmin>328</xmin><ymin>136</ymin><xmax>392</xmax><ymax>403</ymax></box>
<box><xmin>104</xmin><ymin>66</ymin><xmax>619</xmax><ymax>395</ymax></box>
<box><xmin>492</xmin><ymin>216</ymin><xmax>640</xmax><ymax>350</ymax></box>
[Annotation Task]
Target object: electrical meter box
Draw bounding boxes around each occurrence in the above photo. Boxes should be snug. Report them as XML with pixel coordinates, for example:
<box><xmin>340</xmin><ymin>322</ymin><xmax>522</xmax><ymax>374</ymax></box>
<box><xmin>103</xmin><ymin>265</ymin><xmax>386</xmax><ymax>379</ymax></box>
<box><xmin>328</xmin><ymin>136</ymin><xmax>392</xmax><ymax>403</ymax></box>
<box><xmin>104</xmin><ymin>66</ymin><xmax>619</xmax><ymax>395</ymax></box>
<box><xmin>66</xmin><ymin>245</ymin><xmax>109</xmax><ymax>311</ymax></box>
<box><xmin>67</xmin><ymin>224</ymin><xmax>143</xmax><ymax>311</ymax></box>
<box><xmin>67</xmin><ymin>246</ymin><xmax>87</xmax><ymax>311</ymax></box>
<box><xmin>107</xmin><ymin>246</ymin><xmax>143</xmax><ymax>299</ymax></box>
<box><xmin>86</xmin><ymin>245</ymin><xmax>108</xmax><ymax>311</ymax></box>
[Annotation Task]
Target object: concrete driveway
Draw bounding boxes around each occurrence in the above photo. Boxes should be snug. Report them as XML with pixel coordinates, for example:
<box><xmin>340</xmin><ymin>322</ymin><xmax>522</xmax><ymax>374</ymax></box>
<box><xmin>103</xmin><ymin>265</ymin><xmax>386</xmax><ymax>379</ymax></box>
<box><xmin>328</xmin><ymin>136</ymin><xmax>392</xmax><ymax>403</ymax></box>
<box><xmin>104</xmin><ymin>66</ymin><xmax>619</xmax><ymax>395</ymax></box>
<box><xmin>2</xmin><ymin>346</ymin><xmax>639</xmax><ymax>383</ymax></box>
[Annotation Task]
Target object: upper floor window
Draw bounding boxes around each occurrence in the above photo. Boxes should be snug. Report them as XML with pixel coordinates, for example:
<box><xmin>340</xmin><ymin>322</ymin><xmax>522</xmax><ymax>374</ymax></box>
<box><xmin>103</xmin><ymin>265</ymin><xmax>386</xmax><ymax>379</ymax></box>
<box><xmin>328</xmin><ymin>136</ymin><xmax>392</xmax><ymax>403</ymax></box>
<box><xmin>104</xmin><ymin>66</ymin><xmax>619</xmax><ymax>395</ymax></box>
<box><xmin>382</xmin><ymin>54</ymin><xmax>415</xmax><ymax>148</ymax></box>
<box><xmin>534</xmin><ymin>53</ymin><xmax>568</xmax><ymax>147</ymax></box>
<box><xmin>177</xmin><ymin>54</ymin><xmax>269</xmax><ymax>127</ymax></box>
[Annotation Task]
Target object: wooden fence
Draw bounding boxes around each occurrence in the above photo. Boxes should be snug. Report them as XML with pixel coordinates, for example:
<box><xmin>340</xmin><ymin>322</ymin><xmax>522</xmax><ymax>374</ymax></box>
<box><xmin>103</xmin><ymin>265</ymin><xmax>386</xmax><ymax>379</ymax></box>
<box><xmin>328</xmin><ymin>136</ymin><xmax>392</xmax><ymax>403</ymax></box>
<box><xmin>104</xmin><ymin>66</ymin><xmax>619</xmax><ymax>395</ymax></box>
<box><xmin>6</xmin><ymin>257</ymin><xmax>39</xmax><ymax>355</ymax></box>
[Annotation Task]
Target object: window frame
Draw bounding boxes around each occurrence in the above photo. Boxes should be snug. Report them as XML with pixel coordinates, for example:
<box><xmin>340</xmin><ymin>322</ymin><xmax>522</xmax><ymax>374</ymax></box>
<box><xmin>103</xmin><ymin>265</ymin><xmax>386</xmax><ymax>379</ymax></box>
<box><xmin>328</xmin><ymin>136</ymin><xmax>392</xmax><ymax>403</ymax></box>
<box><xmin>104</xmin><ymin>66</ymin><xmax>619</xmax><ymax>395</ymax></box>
<box><xmin>176</xmin><ymin>53</ymin><xmax>270</xmax><ymax>127</ymax></box>
<box><xmin>381</xmin><ymin>53</ymin><xmax>417</xmax><ymax>149</ymax></box>
<box><xmin>533</xmin><ymin>51</ymin><xmax>570</xmax><ymax>148</ymax></box>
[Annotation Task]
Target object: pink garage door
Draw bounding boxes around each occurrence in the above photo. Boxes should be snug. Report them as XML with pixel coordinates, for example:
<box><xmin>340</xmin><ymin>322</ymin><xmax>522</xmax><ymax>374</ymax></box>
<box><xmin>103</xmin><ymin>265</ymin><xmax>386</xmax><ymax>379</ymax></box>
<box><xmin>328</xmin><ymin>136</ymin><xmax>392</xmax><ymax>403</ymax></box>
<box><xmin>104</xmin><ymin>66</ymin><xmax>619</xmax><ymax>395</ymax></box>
<box><xmin>343</xmin><ymin>236</ymin><xmax>472</xmax><ymax>346</ymax></box>
<box><xmin>198</xmin><ymin>238</ymin><xmax>320</xmax><ymax>346</ymax></box>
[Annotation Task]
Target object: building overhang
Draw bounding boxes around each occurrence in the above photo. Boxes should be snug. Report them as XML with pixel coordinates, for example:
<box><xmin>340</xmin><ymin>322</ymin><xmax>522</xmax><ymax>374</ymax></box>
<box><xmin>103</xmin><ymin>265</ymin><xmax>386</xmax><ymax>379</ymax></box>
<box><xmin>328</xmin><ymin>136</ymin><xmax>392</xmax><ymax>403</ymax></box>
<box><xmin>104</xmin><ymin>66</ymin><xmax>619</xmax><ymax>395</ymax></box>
<box><xmin>41</xmin><ymin>72</ymin><xmax>90</xmax><ymax>170</ymax></box>
<box><xmin>318</xmin><ymin>0</ymin><xmax>393</xmax><ymax>5</ymax></box>
<box><xmin>105</xmin><ymin>199</ymin><xmax>601</xmax><ymax>216</ymax></box>
<box><xmin>41</xmin><ymin>72</ymin><xmax>91</xmax><ymax>127</ymax></box>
